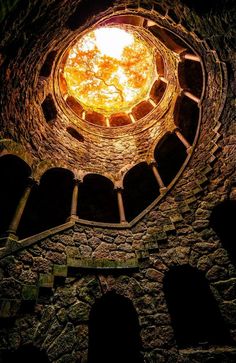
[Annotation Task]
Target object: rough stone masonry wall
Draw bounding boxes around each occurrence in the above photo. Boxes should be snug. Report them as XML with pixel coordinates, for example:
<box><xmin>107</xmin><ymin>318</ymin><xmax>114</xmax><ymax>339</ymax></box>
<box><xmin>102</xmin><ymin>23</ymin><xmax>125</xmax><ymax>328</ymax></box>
<box><xmin>0</xmin><ymin>0</ymin><xmax>236</xmax><ymax>362</ymax></box>
<box><xmin>0</xmin><ymin>0</ymin><xmax>186</xmax><ymax>182</ymax></box>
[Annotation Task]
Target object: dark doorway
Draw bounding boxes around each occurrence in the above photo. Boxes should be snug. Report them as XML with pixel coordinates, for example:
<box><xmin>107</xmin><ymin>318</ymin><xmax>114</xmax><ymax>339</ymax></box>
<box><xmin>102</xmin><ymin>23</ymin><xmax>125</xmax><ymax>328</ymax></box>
<box><xmin>2</xmin><ymin>344</ymin><xmax>49</xmax><ymax>363</ymax></box>
<box><xmin>77</xmin><ymin>174</ymin><xmax>119</xmax><ymax>223</ymax></box>
<box><xmin>0</xmin><ymin>155</ymin><xmax>31</xmax><ymax>235</ymax></box>
<box><xmin>210</xmin><ymin>200</ymin><xmax>236</xmax><ymax>266</ymax></box>
<box><xmin>163</xmin><ymin>265</ymin><xmax>232</xmax><ymax>348</ymax></box>
<box><xmin>88</xmin><ymin>292</ymin><xmax>143</xmax><ymax>363</ymax></box>
<box><xmin>18</xmin><ymin>167</ymin><xmax>74</xmax><ymax>238</ymax></box>
<box><xmin>178</xmin><ymin>60</ymin><xmax>203</xmax><ymax>99</ymax></box>
<box><xmin>154</xmin><ymin>133</ymin><xmax>187</xmax><ymax>186</ymax></box>
<box><xmin>123</xmin><ymin>162</ymin><xmax>160</xmax><ymax>221</ymax></box>
<box><xmin>174</xmin><ymin>95</ymin><xmax>199</xmax><ymax>144</ymax></box>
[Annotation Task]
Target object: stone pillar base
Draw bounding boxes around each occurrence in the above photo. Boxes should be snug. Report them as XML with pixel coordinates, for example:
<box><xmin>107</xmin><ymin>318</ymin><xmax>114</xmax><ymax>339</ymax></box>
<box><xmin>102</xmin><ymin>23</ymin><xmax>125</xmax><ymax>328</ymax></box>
<box><xmin>0</xmin><ymin>232</ymin><xmax>19</xmax><ymax>249</ymax></box>
<box><xmin>66</xmin><ymin>215</ymin><xmax>79</xmax><ymax>223</ymax></box>
<box><xmin>160</xmin><ymin>187</ymin><xmax>167</xmax><ymax>194</ymax></box>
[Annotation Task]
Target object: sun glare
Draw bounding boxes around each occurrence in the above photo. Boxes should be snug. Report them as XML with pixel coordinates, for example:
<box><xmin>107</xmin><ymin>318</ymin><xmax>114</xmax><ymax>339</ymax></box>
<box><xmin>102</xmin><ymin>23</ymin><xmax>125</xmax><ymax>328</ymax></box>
<box><xmin>63</xmin><ymin>26</ymin><xmax>155</xmax><ymax>115</ymax></box>
<box><xmin>95</xmin><ymin>27</ymin><xmax>134</xmax><ymax>59</ymax></box>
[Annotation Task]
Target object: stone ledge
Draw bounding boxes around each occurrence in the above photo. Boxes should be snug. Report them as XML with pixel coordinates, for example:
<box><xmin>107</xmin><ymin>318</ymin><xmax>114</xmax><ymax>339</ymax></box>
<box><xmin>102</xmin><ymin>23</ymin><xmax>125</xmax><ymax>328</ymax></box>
<box><xmin>180</xmin><ymin>346</ymin><xmax>236</xmax><ymax>356</ymax></box>
<box><xmin>0</xmin><ymin>221</ymin><xmax>75</xmax><ymax>259</ymax></box>
<box><xmin>53</xmin><ymin>264</ymin><xmax>68</xmax><ymax>277</ymax></box>
<box><xmin>75</xmin><ymin>219</ymin><xmax>130</xmax><ymax>229</ymax></box>
<box><xmin>67</xmin><ymin>257</ymin><xmax>139</xmax><ymax>270</ymax></box>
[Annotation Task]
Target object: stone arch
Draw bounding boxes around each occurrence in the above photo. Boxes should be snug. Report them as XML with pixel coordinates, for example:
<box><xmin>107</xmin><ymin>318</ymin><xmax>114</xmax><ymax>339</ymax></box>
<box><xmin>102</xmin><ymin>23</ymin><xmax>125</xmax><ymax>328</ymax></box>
<box><xmin>18</xmin><ymin>167</ymin><xmax>74</xmax><ymax>238</ymax></box>
<box><xmin>154</xmin><ymin>132</ymin><xmax>187</xmax><ymax>186</ymax></box>
<box><xmin>147</xmin><ymin>130</ymin><xmax>170</xmax><ymax>165</ymax></box>
<box><xmin>123</xmin><ymin>162</ymin><xmax>160</xmax><ymax>221</ymax></box>
<box><xmin>33</xmin><ymin>160</ymin><xmax>76</xmax><ymax>182</ymax></box>
<box><xmin>173</xmin><ymin>94</ymin><xmax>200</xmax><ymax>144</ymax></box>
<box><xmin>0</xmin><ymin>140</ymin><xmax>33</xmax><ymax>168</ymax></box>
<box><xmin>88</xmin><ymin>291</ymin><xmax>143</xmax><ymax>363</ymax></box>
<box><xmin>82</xmin><ymin>170</ymin><xmax>116</xmax><ymax>186</ymax></box>
<box><xmin>77</xmin><ymin>173</ymin><xmax>119</xmax><ymax>223</ymax></box>
<box><xmin>119</xmin><ymin>160</ymin><xmax>147</xmax><ymax>187</ymax></box>
<box><xmin>0</xmin><ymin>154</ymin><xmax>31</xmax><ymax>236</ymax></box>
<box><xmin>178</xmin><ymin>57</ymin><xmax>203</xmax><ymax>100</ymax></box>
<box><xmin>163</xmin><ymin>264</ymin><xmax>232</xmax><ymax>348</ymax></box>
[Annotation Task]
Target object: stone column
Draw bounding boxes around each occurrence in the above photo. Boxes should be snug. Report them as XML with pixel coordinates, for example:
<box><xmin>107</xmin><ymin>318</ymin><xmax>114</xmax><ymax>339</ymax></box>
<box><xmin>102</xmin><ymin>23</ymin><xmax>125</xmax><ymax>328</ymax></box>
<box><xmin>129</xmin><ymin>113</ymin><xmax>136</xmax><ymax>124</ymax></box>
<box><xmin>159</xmin><ymin>76</ymin><xmax>168</xmax><ymax>83</ymax></box>
<box><xmin>175</xmin><ymin>129</ymin><xmax>192</xmax><ymax>154</ymax></box>
<box><xmin>182</xmin><ymin>53</ymin><xmax>201</xmax><ymax>62</ymax></box>
<box><xmin>7</xmin><ymin>177</ymin><xmax>36</xmax><ymax>237</ymax></box>
<box><xmin>116</xmin><ymin>187</ymin><xmax>127</xmax><ymax>224</ymax></box>
<box><xmin>150</xmin><ymin>162</ymin><xmax>167</xmax><ymax>193</ymax></box>
<box><xmin>68</xmin><ymin>178</ymin><xmax>80</xmax><ymax>221</ymax></box>
<box><xmin>105</xmin><ymin>117</ymin><xmax>110</xmax><ymax>127</ymax></box>
<box><xmin>149</xmin><ymin>98</ymin><xmax>157</xmax><ymax>107</ymax></box>
<box><xmin>183</xmin><ymin>90</ymin><xmax>200</xmax><ymax>104</ymax></box>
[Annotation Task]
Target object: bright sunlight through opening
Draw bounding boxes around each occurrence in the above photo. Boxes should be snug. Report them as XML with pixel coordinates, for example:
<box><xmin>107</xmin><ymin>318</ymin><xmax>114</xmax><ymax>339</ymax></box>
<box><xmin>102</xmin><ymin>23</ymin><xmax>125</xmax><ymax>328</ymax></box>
<box><xmin>63</xmin><ymin>27</ymin><xmax>156</xmax><ymax>115</ymax></box>
<box><xmin>95</xmin><ymin>28</ymin><xmax>134</xmax><ymax>59</ymax></box>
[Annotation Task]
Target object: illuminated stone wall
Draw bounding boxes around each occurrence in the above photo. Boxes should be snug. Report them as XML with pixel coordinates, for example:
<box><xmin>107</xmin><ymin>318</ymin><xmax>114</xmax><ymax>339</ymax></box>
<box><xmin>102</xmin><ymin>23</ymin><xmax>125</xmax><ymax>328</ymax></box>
<box><xmin>0</xmin><ymin>1</ymin><xmax>236</xmax><ymax>362</ymax></box>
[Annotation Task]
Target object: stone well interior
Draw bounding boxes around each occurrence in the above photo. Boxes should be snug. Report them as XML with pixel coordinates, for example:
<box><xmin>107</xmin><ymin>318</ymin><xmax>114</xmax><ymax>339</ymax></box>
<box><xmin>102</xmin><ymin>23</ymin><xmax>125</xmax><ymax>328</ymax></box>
<box><xmin>0</xmin><ymin>1</ymin><xmax>236</xmax><ymax>362</ymax></box>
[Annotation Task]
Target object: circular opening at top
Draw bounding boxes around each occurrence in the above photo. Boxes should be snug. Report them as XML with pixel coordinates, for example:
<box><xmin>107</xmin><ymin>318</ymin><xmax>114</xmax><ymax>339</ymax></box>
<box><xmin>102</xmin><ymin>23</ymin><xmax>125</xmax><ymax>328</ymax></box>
<box><xmin>60</xmin><ymin>26</ymin><xmax>156</xmax><ymax>120</ymax></box>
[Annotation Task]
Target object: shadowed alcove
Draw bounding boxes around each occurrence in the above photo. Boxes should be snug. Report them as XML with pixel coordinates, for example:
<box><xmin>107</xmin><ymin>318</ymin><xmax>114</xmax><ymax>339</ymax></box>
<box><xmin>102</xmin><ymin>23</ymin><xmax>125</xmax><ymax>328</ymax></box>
<box><xmin>163</xmin><ymin>265</ymin><xmax>232</xmax><ymax>348</ymax></box>
<box><xmin>123</xmin><ymin>162</ymin><xmax>160</xmax><ymax>221</ymax></box>
<box><xmin>77</xmin><ymin>174</ymin><xmax>119</xmax><ymax>223</ymax></box>
<box><xmin>174</xmin><ymin>95</ymin><xmax>199</xmax><ymax>144</ymax></box>
<box><xmin>210</xmin><ymin>200</ymin><xmax>236</xmax><ymax>266</ymax></box>
<box><xmin>178</xmin><ymin>59</ymin><xmax>203</xmax><ymax>99</ymax></box>
<box><xmin>0</xmin><ymin>155</ymin><xmax>31</xmax><ymax>236</ymax></box>
<box><xmin>39</xmin><ymin>50</ymin><xmax>57</xmax><ymax>77</ymax></box>
<box><xmin>154</xmin><ymin>133</ymin><xmax>187</xmax><ymax>186</ymax></box>
<box><xmin>41</xmin><ymin>94</ymin><xmax>57</xmax><ymax>123</ymax></box>
<box><xmin>18</xmin><ymin>167</ymin><xmax>74</xmax><ymax>238</ymax></box>
<box><xmin>88</xmin><ymin>292</ymin><xmax>143</xmax><ymax>363</ymax></box>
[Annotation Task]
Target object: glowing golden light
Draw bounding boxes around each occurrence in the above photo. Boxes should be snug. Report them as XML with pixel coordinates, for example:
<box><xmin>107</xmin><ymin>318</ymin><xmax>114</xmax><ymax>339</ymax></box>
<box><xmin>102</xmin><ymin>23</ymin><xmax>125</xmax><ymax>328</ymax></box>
<box><xmin>63</xmin><ymin>27</ymin><xmax>155</xmax><ymax>115</ymax></box>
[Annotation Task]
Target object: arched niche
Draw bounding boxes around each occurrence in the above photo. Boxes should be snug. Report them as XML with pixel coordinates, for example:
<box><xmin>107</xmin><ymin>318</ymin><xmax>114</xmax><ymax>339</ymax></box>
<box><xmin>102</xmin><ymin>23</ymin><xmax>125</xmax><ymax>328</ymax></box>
<box><xmin>0</xmin><ymin>154</ymin><xmax>31</xmax><ymax>235</ymax></box>
<box><xmin>18</xmin><ymin>167</ymin><xmax>74</xmax><ymax>238</ymax></box>
<box><xmin>154</xmin><ymin>133</ymin><xmax>187</xmax><ymax>186</ymax></box>
<box><xmin>77</xmin><ymin>174</ymin><xmax>119</xmax><ymax>223</ymax></box>
<box><xmin>178</xmin><ymin>59</ymin><xmax>203</xmax><ymax>99</ymax></box>
<box><xmin>209</xmin><ymin>200</ymin><xmax>236</xmax><ymax>266</ymax></box>
<box><xmin>41</xmin><ymin>94</ymin><xmax>57</xmax><ymax>123</ymax></box>
<box><xmin>148</xmin><ymin>25</ymin><xmax>186</xmax><ymax>53</ymax></box>
<box><xmin>123</xmin><ymin>162</ymin><xmax>160</xmax><ymax>221</ymax></box>
<box><xmin>88</xmin><ymin>292</ymin><xmax>143</xmax><ymax>363</ymax></box>
<box><xmin>2</xmin><ymin>344</ymin><xmax>49</xmax><ymax>363</ymax></box>
<box><xmin>174</xmin><ymin>95</ymin><xmax>199</xmax><ymax>144</ymax></box>
<box><xmin>163</xmin><ymin>265</ymin><xmax>232</xmax><ymax>348</ymax></box>
<box><xmin>39</xmin><ymin>50</ymin><xmax>57</xmax><ymax>78</ymax></box>
<box><xmin>131</xmin><ymin>100</ymin><xmax>154</xmax><ymax>121</ymax></box>
<box><xmin>150</xmin><ymin>79</ymin><xmax>167</xmax><ymax>105</ymax></box>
